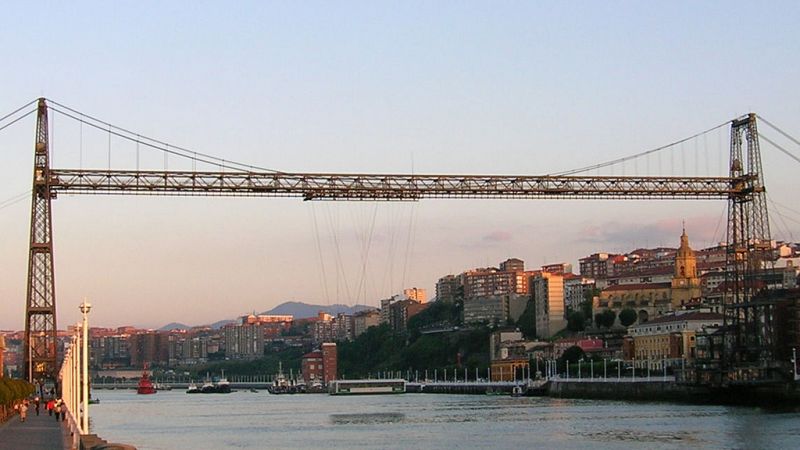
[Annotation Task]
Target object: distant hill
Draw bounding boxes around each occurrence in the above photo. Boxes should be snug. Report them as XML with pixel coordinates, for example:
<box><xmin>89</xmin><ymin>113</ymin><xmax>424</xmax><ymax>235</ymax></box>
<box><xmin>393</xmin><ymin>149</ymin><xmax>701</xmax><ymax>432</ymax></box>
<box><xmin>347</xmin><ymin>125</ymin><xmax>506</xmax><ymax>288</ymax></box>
<box><xmin>156</xmin><ymin>303</ymin><xmax>374</xmax><ymax>330</ymax></box>
<box><xmin>209</xmin><ymin>319</ymin><xmax>237</xmax><ymax>329</ymax></box>
<box><xmin>158</xmin><ymin>322</ymin><xmax>191</xmax><ymax>331</ymax></box>
<box><xmin>264</xmin><ymin>301</ymin><xmax>375</xmax><ymax>319</ymax></box>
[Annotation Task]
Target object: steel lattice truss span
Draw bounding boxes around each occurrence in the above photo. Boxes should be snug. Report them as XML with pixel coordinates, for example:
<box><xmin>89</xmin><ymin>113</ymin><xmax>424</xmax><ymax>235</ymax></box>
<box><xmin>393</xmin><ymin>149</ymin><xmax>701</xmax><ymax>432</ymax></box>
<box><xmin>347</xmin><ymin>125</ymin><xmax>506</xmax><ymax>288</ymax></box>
<box><xmin>49</xmin><ymin>169</ymin><xmax>742</xmax><ymax>200</ymax></box>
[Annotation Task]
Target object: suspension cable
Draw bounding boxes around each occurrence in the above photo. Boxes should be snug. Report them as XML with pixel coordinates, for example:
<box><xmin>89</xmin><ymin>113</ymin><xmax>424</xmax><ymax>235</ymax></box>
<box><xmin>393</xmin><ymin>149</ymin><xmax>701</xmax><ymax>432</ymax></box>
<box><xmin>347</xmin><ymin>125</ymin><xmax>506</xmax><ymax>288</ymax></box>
<box><xmin>46</xmin><ymin>99</ymin><xmax>284</xmax><ymax>173</ymax></box>
<box><xmin>550</xmin><ymin>120</ymin><xmax>730</xmax><ymax>176</ymax></box>
<box><xmin>758</xmin><ymin>115</ymin><xmax>800</xmax><ymax>148</ymax></box>
<box><xmin>0</xmin><ymin>99</ymin><xmax>38</xmax><ymax>124</ymax></box>
<box><xmin>760</xmin><ymin>134</ymin><xmax>800</xmax><ymax>165</ymax></box>
<box><xmin>48</xmin><ymin>106</ymin><xmax>252</xmax><ymax>172</ymax></box>
<box><xmin>0</xmin><ymin>109</ymin><xmax>36</xmax><ymax>133</ymax></box>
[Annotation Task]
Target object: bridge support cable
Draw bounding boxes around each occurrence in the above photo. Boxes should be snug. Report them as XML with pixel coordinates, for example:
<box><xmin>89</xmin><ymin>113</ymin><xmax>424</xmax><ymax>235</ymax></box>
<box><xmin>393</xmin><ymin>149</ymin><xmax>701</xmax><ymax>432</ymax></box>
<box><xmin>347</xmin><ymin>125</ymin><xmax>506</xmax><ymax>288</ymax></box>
<box><xmin>549</xmin><ymin>121</ymin><xmax>730</xmax><ymax>176</ymax></box>
<box><xmin>45</xmin><ymin>99</ymin><xmax>283</xmax><ymax>174</ymax></box>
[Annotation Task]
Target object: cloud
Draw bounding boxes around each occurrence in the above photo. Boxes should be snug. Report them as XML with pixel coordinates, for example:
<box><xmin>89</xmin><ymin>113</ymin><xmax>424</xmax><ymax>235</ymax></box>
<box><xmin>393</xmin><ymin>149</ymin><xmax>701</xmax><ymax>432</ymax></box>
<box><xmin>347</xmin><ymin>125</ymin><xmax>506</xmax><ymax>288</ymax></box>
<box><xmin>575</xmin><ymin>215</ymin><xmax>724</xmax><ymax>250</ymax></box>
<box><xmin>482</xmin><ymin>230</ymin><xmax>513</xmax><ymax>242</ymax></box>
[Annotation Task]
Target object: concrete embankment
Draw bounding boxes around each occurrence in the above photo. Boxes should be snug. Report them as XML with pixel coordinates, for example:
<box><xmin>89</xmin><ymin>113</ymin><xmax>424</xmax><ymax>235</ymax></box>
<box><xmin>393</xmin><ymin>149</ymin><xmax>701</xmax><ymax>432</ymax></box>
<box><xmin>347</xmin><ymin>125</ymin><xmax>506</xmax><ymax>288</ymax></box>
<box><xmin>406</xmin><ymin>381</ymin><xmax>526</xmax><ymax>394</ymax></box>
<box><xmin>547</xmin><ymin>380</ymin><xmax>707</xmax><ymax>402</ymax></box>
<box><xmin>546</xmin><ymin>379</ymin><xmax>800</xmax><ymax>406</ymax></box>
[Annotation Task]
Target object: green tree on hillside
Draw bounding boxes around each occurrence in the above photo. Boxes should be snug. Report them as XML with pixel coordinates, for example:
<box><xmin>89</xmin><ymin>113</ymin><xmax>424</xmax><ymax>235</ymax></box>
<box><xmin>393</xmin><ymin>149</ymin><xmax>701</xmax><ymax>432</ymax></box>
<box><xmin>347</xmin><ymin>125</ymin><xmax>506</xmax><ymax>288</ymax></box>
<box><xmin>595</xmin><ymin>309</ymin><xmax>616</xmax><ymax>328</ymax></box>
<box><xmin>516</xmin><ymin>300</ymin><xmax>536</xmax><ymax>339</ymax></box>
<box><xmin>567</xmin><ymin>311</ymin><xmax>587</xmax><ymax>332</ymax></box>
<box><xmin>619</xmin><ymin>308</ymin><xmax>638</xmax><ymax>327</ymax></box>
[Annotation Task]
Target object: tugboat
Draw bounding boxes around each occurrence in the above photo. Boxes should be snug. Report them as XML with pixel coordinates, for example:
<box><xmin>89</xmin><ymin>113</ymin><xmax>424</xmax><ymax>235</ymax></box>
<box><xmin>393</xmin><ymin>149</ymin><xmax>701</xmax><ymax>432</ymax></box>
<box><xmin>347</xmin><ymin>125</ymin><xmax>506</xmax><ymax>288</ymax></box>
<box><xmin>186</xmin><ymin>380</ymin><xmax>200</xmax><ymax>394</ymax></box>
<box><xmin>200</xmin><ymin>373</ymin><xmax>215</xmax><ymax>393</ymax></box>
<box><xmin>268</xmin><ymin>362</ymin><xmax>297</xmax><ymax>394</ymax></box>
<box><xmin>137</xmin><ymin>363</ymin><xmax>157</xmax><ymax>395</ymax></box>
<box><xmin>215</xmin><ymin>370</ymin><xmax>232</xmax><ymax>394</ymax></box>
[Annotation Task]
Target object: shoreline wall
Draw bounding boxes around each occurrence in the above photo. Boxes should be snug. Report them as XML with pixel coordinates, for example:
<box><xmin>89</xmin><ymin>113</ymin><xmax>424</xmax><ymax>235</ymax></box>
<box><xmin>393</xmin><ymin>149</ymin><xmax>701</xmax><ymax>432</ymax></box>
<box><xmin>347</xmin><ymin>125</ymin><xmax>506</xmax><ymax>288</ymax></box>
<box><xmin>546</xmin><ymin>380</ymin><xmax>800</xmax><ymax>406</ymax></box>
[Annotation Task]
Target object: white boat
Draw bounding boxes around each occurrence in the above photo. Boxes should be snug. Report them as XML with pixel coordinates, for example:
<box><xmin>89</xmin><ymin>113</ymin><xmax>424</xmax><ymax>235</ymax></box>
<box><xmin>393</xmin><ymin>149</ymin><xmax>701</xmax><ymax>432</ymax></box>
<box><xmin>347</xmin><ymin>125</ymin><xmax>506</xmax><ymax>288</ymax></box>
<box><xmin>186</xmin><ymin>380</ymin><xmax>200</xmax><ymax>394</ymax></box>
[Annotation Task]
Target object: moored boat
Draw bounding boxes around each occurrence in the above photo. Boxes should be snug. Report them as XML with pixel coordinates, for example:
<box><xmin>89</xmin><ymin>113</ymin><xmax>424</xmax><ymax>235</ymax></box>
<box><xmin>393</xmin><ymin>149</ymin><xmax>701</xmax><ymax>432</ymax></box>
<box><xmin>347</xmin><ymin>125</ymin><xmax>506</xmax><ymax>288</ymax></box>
<box><xmin>137</xmin><ymin>364</ymin><xmax>157</xmax><ymax>395</ymax></box>
<box><xmin>186</xmin><ymin>381</ymin><xmax>200</xmax><ymax>394</ymax></box>
<box><xmin>214</xmin><ymin>370</ymin><xmax>232</xmax><ymax>394</ymax></box>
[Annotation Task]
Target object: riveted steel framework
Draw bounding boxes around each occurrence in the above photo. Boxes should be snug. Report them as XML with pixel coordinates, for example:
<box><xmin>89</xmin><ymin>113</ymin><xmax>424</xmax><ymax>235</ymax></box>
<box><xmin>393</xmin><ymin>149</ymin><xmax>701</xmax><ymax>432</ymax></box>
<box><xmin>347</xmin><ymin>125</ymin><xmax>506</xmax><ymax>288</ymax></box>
<box><xmin>24</xmin><ymin>99</ymin><xmax>58</xmax><ymax>382</ymax></box>
<box><xmin>48</xmin><ymin>170</ymin><xmax>740</xmax><ymax>200</ymax></box>
<box><xmin>724</xmin><ymin>113</ymin><xmax>777</xmax><ymax>383</ymax></box>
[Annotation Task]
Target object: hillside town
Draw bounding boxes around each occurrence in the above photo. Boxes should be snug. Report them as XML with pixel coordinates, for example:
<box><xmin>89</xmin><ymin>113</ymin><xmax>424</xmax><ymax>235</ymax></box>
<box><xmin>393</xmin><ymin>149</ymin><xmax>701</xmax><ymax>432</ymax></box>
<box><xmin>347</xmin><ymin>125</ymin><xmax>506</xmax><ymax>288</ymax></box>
<box><xmin>2</xmin><ymin>229</ymin><xmax>799</xmax><ymax>388</ymax></box>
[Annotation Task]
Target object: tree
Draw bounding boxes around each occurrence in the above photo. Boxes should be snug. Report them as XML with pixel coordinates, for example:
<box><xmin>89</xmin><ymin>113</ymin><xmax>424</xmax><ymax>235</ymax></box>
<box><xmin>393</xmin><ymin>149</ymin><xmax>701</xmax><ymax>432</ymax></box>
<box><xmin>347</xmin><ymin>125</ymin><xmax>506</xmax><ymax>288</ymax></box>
<box><xmin>558</xmin><ymin>345</ymin><xmax>585</xmax><ymax>367</ymax></box>
<box><xmin>595</xmin><ymin>309</ymin><xmax>616</xmax><ymax>328</ymax></box>
<box><xmin>516</xmin><ymin>300</ymin><xmax>536</xmax><ymax>339</ymax></box>
<box><xmin>619</xmin><ymin>308</ymin><xmax>638</xmax><ymax>327</ymax></box>
<box><xmin>566</xmin><ymin>311</ymin><xmax>586</xmax><ymax>332</ymax></box>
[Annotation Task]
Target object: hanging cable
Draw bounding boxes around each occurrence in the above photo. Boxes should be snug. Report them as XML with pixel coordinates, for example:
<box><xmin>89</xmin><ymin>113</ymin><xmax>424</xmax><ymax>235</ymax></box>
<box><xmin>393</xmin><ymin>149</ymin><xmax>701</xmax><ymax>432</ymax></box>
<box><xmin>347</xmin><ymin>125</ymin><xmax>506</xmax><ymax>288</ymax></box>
<box><xmin>0</xmin><ymin>190</ymin><xmax>32</xmax><ymax>211</ymax></box>
<box><xmin>46</xmin><ymin>99</ymin><xmax>284</xmax><ymax>173</ymax></box>
<box><xmin>0</xmin><ymin>99</ymin><xmax>38</xmax><ymax>124</ymax></box>
<box><xmin>758</xmin><ymin>115</ymin><xmax>800</xmax><ymax>147</ymax></box>
<box><xmin>768</xmin><ymin>196</ymin><xmax>795</xmax><ymax>242</ymax></box>
<box><xmin>0</xmin><ymin>109</ymin><xmax>36</xmax><ymax>133</ymax></box>
<box><xmin>310</xmin><ymin>203</ymin><xmax>331</xmax><ymax>305</ymax></box>
<box><xmin>79</xmin><ymin>121</ymin><xmax>83</xmax><ymax>170</ymax></box>
<box><xmin>550</xmin><ymin>120</ymin><xmax>729</xmax><ymax>176</ymax></box>
<box><xmin>761</xmin><ymin>134</ymin><xmax>800</xmax><ymax>165</ymax></box>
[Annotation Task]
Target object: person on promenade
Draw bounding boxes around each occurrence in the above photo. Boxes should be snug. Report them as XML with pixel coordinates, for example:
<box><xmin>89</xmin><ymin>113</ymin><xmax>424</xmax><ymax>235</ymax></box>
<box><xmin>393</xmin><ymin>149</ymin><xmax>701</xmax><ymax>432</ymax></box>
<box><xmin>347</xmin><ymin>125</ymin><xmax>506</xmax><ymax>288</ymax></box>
<box><xmin>34</xmin><ymin>396</ymin><xmax>41</xmax><ymax>416</ymax></box>
<box><xmin>47</xmin><ymin>398</ymin><xmax>54</xmax><ymax>416</ymax></box>
<box><xmin>60</xmin><ymin>399</ymin><xmax>66</xmax><ymax>422</ymax></box>
<box><xmin>19</xmin><ymin>401</ymin><xmax>28</xmax><ymax>422</ymax></box>
<box><xmin>54</xmin><ymin>399</ymin><xmax>62</xmax><ymax>422</ymax></box>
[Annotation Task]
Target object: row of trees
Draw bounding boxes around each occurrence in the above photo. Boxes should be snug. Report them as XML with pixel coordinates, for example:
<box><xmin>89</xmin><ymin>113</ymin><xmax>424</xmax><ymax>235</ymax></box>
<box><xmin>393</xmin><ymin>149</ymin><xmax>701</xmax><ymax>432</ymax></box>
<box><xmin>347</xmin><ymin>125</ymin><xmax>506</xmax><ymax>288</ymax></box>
<box><xmin>566</xmin><ymin>307</ymin><xmax>638</xmax><ymax>333</ymax></box>
<box><xmin>0</xmin><ymin>378</ymin><xmax>36</xmax><ymax>423</ymax></box>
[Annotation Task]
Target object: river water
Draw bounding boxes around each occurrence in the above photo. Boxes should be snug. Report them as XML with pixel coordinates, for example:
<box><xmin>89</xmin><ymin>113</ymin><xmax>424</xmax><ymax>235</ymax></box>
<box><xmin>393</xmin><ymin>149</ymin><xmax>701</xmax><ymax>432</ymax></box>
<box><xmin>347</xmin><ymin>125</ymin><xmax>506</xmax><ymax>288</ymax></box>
<box><xmin>89</xmin><ymin>390</ymin><xmax>799</xmax><ymax>449</ymax></box>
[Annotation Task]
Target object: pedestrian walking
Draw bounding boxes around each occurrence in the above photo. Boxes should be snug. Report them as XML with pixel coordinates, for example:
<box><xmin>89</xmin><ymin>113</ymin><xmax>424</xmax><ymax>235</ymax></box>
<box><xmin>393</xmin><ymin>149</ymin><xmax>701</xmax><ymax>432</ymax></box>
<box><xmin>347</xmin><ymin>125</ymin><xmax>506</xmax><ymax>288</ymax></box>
<box><xmin>34</xmin><ymin>396</ymin><xmax>41</xmax><ymax>416</ymax></box>
<box><xmin>54</xmin><ymin>399</ymin><xmax>62</xmax><ymax>422</ymax></box>
<box><xmin>47</xmin><ymin>398</ymin><xmax>54</xmax><ymax>416</ymax></box>
<box><xmin>19</xmin><ymin>402</ymin><xmax>28</xmax><ymax>422</ymax></box>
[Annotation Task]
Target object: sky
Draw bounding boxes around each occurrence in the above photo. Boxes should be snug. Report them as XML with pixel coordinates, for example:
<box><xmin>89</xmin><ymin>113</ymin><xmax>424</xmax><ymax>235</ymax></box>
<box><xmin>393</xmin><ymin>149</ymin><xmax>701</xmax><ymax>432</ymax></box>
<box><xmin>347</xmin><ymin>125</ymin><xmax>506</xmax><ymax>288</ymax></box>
<box><xmin>1</xmin><ymin>1</ymin><xmax>799</xmax><ymax>329</ymax></box>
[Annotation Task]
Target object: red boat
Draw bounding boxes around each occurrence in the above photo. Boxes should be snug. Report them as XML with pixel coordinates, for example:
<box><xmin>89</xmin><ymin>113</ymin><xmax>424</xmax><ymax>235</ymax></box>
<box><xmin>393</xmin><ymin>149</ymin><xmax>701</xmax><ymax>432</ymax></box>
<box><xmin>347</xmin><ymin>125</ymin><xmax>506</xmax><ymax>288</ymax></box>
<box><xmin>137</xmin><ymin>363</ymin><xmax>157</xmax><ymax>395</ymax></box>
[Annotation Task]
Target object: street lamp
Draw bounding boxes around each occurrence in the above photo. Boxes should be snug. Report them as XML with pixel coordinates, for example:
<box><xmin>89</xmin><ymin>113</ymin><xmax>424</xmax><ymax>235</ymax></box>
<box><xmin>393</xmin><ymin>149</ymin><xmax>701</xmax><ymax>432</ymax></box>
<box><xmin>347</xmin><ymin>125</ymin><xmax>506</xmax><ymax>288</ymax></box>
<box><xmin>79</xmin><ymin>299</ymin><xmax>91</xmax><ymax>434</ymax></box>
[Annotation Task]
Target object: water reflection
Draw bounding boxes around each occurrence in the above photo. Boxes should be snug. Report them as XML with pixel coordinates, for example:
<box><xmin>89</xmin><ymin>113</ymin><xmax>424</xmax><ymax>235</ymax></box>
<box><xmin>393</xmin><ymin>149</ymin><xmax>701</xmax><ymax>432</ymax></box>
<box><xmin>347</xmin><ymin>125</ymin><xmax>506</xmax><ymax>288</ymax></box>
<box><xmin>584</xmin><ymin>430</ymin><xmax>701</xmax><ymax>444</ymax></box>
<box><xmin>331</xmin><ymin>412</ymin><xmax>405</xmax><ymax>425</ymax></box>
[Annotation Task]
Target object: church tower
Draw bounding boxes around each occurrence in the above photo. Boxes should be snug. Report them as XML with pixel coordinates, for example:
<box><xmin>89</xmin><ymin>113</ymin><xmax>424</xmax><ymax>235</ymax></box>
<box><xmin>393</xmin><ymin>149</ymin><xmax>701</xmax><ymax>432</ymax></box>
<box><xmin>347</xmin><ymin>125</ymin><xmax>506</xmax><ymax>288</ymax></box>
<box><xmin>671</xmin><ymin>227</ymin><xmax>702</xmax><ymax>308</ymax></box>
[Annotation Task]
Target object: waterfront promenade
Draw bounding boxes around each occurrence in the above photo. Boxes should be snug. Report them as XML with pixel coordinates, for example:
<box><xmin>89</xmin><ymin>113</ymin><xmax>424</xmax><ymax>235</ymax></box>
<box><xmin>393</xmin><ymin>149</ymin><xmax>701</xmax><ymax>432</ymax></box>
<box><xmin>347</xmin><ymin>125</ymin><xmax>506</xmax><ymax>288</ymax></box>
<box><xmin>0</xmin><ymin>410</ymin><xmax>72</xmax><ymax>450</ymax></box>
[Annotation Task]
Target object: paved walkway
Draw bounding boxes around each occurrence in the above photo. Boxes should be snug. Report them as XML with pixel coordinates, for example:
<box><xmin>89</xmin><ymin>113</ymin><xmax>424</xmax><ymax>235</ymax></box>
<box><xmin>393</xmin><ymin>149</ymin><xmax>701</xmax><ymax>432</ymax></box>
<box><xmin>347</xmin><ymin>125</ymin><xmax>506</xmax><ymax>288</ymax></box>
<box><xmin>0</xmin><ymin>408</ymin><xmax>73</xmax><ymax>450</ymax></box>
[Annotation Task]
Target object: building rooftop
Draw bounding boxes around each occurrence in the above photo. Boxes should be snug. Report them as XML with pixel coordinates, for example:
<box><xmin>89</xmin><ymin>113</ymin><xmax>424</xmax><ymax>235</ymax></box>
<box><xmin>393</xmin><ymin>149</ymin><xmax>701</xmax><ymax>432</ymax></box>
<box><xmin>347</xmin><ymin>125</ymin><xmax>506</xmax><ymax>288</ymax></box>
<box><xmin>602</xmin><ymin>282</ymin><xmax>671</xmax><ymax>292</ymax></box>
<box><xmin>632</xmin><ymin>311</ymin><xmax>723</xmax><ymax>328</ymax></box>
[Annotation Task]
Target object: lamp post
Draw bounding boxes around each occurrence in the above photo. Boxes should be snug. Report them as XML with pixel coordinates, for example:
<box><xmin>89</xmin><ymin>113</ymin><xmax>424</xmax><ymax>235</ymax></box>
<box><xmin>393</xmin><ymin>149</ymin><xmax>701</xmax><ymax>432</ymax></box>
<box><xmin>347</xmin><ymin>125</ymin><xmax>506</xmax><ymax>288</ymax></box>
<box><xmin>28</xmin><ymin>332</ymin><xmax>32</xmax><ymax>383</ymax></box>
<box><xmin>80</xmin><ymin>300</ymin><xmax>91</xmax><ymax>434</ymax></box>
<box><xmin>74</xmin><ymin>325</ymin><xmax>80</xmax><ymax>428</ymax></box>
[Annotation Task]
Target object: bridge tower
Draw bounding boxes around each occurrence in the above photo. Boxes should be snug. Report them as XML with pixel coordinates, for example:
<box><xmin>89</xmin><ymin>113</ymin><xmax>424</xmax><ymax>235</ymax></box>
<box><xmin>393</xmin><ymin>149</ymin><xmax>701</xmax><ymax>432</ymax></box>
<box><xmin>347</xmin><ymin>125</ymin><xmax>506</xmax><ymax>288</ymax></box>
<box><xmin>23</xmin><ymin>98</ymin><xmax>58</xmax><ymax>382</ymax></box>
<box><xmin>724</xmin><ymin>113</ymin><xmax>776</xmax><ymax>381</ymax></box>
